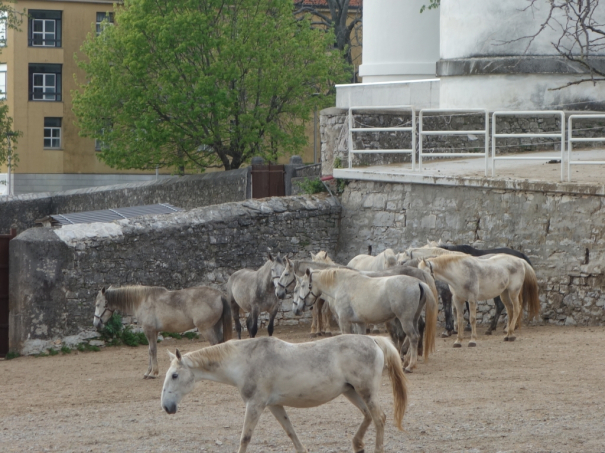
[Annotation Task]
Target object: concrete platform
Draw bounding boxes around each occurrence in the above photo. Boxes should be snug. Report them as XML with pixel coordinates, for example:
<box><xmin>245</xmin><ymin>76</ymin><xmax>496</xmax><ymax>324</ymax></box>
<box><xmin>334</xmin><ymin>148</ymin><xmax>605</xmax><ymax>195</ymax></box>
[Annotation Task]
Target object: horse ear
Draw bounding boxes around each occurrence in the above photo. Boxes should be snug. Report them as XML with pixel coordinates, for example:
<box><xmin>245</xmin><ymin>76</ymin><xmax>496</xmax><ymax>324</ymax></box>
<box><xmin>175</xmin><ymin>349</ymin><xmax>182</xmax><ymax>361</ymax></box>
<box><xmin>310</xmin><ymin>252</ymin><xmax>316</xmax><ymax>260</ymax></box>
<box><xmin>305</xmin><ymin>268</ymin><xmax>311</xmax><ymax>277</ymax></box>
<box><xmin>268</xmin><ymin>252</ymin><xmax>273</xmax><ymax>262</ymax></box>
<box><xmin>101</xmin><ymin>287</ymin><xmax>106</xmax><ymax>294</ymax></box>
<box><xmin>167</xmin><ymin>350</ymin><xmax>176</xmax><ymax>361</ymax></box>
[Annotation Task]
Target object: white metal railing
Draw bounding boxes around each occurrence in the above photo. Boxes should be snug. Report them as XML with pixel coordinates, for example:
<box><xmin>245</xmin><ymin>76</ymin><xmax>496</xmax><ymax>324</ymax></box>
<box><xmin>348</xmin><ymin>105</ymin><xmax>416</xmax><ymax>169</ymax></box>
<box><xmin>567</xmin><ymin>114</ymin><xmax>605</xmax><ymax>182</ymax></box>
<box><xmin>419</xmin><ymin>109</ymin><xmax>489</xmax><ymax>176</ymax></box>
<box><xmin>492</xmin><ymin>111</ymin><xmax>566</xmax><ymax>181</ymax></box>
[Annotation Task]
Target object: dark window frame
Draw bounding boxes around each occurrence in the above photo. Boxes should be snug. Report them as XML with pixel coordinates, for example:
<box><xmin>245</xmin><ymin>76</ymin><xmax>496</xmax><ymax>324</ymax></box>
<box><xmin>29</xmin><ymin>64</ymin><xmax>62</xmax><ymax>102</ymax></box>
<box><xmin>44</xmin><ymin>117</ymin><xmax>62</xmax><ymax>149</ymax></box>
<box><xmin>96</xmin><ymin>12</ymin><xmax>114</xmax><ymax>35</ymax></box>
<box><xmin>28</xmin><ymin>10</ymin><xmax>62</xmax><ymax>47</ymax></box>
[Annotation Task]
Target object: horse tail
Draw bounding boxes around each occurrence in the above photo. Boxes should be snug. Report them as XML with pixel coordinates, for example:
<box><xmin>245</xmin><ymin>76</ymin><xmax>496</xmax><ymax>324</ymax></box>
<box><xmin>420</xmin><ymin>281</ymin><xmax>437</xmax><ymax>361</ymax></box>
<box><xmin>372</xmin><ymin>336</ymin><xmax>407</xmax><ymax>431</ymax></box>
<box><xmin>220</xmin><ymin>295</ymin><xmax>233</xmax><ymax>342</ymax></box>
<box><xmin>522</xmin><ymin>260</ymin><xmax>540</xmax><ymax>321</ymax></box>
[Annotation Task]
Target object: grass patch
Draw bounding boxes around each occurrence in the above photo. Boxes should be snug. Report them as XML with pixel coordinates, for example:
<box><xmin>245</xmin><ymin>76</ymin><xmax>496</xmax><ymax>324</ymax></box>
<box><xmin>183</xmin><ymin>332</ymin><xmax>199</xmax><ymax>340</ymax></box>
<box><xmin>5</xmin><ymin>351</ymin><xmax>20</xmax><ymax>360</ymax></box>
<box><xmin>162</xmin><ymin>331</ymin><xmax>199</xmax><ymax>341</ymax></box>
<box><xmin>34</xmin><ymin>351</ymin><xmax>49</xmax><ymax>358</ymax></box>
<box><xmin>76</xmin><ymin>343</ymin><xmax>100</xmax><ymax>352</ymax></box>
<box><xmin>298</xmin><ymin>177</ymin><xmax>327</xmax><ymax>195</ymax></box>
<box><xmin>61</xmin><ymin>346</ymin><xmax>72</xmax><ymax>355</ymax></box>
<box><xmin>48</xmin><ymin>348</ymin><xmax>59</xmax><ymax>356</ymax></box>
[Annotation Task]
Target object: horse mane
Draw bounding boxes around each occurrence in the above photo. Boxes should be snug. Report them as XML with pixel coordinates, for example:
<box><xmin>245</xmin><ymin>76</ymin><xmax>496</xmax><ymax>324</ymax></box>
<box><xmin>429</xmin><ymin>254</ymin><xmax>467</xmax><ymax>266</ymax></box>
<box><xmin>105</xmin><ymin>286</ymin><xmax>165</xmax><ymax>312</ymax></box>
<box><xmin>185</xmin><ymin>342</ymin><xmax>236</xmax><ymax>369</ymax></box>
<box><xmin>317</xmin><ymin>268</ymin><xmax>358</xmax><ymax>286</ymax></box>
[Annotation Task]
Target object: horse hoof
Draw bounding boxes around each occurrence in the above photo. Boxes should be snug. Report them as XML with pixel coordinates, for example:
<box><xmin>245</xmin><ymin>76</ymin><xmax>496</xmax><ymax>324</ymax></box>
<box><xmin>372</xmin><ymin>329</ymin><xmax>381</xmax><ymax>334</ymax></box>
<box><xmin>504</xmin><ymin>336</ymin><xmax>516</xmax><ymax>342</ymax></box>
<box><xmin>404</xmin><ymin>367</ymin><xmax>413</xmax><ymax>374</ymax></box>
<box><xmin>418</xmin><ymin>348</ymin><xmax>424</xmax><ymax>357</ymax></box>
<box><xmin>143</xmin><ymin>375</ymin><xmax>149</xmax><ymax>379</ymax></box>
<box><xmin>147</xmin><ymin>375</ymin><xmax>158</xmax><ymax>379</ymax></box>
<box><xmin>323</xmin><ymin>332</ymin><xmax>332</xmax><ymax>337</ymax></box>
<box><xmin>484</xmin><ymin>330</ymin><xmax>493</xmax><ymax>336</ymax></box>
<box><xmin>440</xmin><ymin>331</ymin><xmax>451</xmax><ymax>338</ymax></box>
<box><xmin>365</xmin><ymin>329</ymin><xmax>371</xmax><ymax>334</ymax></box>
<box><xmin>453</xmin><ymin>343</ymin><xmax>462</xmax><ymax>348</ymax></box>
<box><xmin>468</xmin><ymin>342</ymin><xmax>477</xmax><ymax>347</ymax></box>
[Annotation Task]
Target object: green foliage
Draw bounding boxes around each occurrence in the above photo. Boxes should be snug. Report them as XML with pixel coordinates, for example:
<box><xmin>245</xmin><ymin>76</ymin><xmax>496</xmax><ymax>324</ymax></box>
<box><xmin>420</xmin><ymin>0</ymin><xmax>440</xmax><ymax>13</ymax></box>
<box><xmin>298</xmin><ymin>177</ymin><xmax>327</xmax><ymax>194</ymax></box>
<box><xmin>60</xmin><ymin>346</ymin><xmax>72</xmax><ymax>355</ymax></box>
<box><xmin>162</xmin><ymin>332</ymin><xmax>182</xmax><ymax>340</ymax></box>
<box><xmin>0</xmin><ymin>102</ymin><xmax>22</xmax><ymax>170</ymax></box>
<box><xmin>183</xmin><ymin>332</ymin><xmax>199</xmax><ymax>340</ymax></box>
<box><xmin>333</xmin><ymin>157</ymin><xmax>343</xmax><ymax>169</ymax></box>
<box><xmin>101</xmin><ymin>313</ymin><xmax>148</xmax><ymax>347</ymax></box>
<box><xmin>5</xmin><ymin>351</ymin><xmax>20</xmax><ymax>360</ymax></box>
<box><xmin>75</xmin><ymin>343</ymin><xmax>100</xmax><ymax>352</ymax></box>
<box><xmin>48</xmin><ymin>348</ymin><xmax>59</xmax><ymax>356</ymax></box>
<box><xmin>336</xmin><ymin>178</ymin><xmax>347</xmax><ymax>194</ymax></box>
<box><xmin>76</xmin><ymin>343</ymin><xmax>86</xmax><ymax>352</ymax></box>
<box><xmin>73</xmin><ymin>0</ymin><xmax>350</xmax><ymax>173</ymax></box>
<box><xmin>34</xmin><ymin>351</ymin><xmax>49</xmax><ymax>358</ymax></box>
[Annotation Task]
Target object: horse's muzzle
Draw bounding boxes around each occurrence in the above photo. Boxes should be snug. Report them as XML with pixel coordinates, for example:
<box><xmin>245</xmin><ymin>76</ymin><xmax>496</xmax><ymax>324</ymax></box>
<box><xmin>163</xmin><ymin>403</ymin><xmax>177</xmax><ymax>415</ymax></box>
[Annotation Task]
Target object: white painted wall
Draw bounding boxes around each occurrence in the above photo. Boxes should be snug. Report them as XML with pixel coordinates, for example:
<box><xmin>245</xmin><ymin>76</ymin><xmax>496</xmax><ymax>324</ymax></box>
<box><xmin>336</xmin><ymin>79</ymin><xmax>440</xmax><ymax>109</ymax></box>
<box><xmin>359</xmin><ymin>0</ymin><xmax>439</xmax><ymax>82</ymax></box>
<box><xmin>441</xmin><ymin>0</ymin><xmax>605</xmax><ymax>58</ymax></box>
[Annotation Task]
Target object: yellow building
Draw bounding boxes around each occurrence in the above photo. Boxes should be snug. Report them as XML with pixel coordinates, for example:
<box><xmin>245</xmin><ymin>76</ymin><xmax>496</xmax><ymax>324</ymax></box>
<box><xmin>0</xmin><ymin>0</ymin><xmax>170</xmax><ymax>194</ymax></box>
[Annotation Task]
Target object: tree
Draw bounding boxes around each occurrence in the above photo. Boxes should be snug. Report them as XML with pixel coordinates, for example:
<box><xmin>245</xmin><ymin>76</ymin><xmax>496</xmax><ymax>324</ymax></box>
<box><xmin>513</xmin><ymin>0</ymin><xmax>605</xmax><ymax>90</ymax></box>
<box><xmin>73</xmin><ymin>0</ymin><xmax>349</xmax><ymax>173</ymax></box>
<box><xmin>293</xmin><ymin>0</ymin><xmax>362</xmax><ymax>81</ymax></box>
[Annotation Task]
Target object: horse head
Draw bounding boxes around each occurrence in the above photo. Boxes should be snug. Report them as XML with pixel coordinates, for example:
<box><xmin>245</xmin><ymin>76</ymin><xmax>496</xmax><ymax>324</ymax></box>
<box><xmin>274</xmin><ymin>257</ymin><xmax>296</xmax><ymax>300</ymax></box>
<box><xmin>161</xmin><ymin>349</ymin><xmax>195</xmax><ymax>415</ymax></box>
<box><xmin>292</xmin><ymin>269</ymin><xmax>319</xmax><ymax>316</ymax></box>
<box><xmin>270</xmin><ymin>253</ymin><xmax>288</xmax><ymax>297</ymax></box>
<box><xmin>93</xmin><ymin>287</ymin><xmax>114</xmax><ymax>330</ymax></box>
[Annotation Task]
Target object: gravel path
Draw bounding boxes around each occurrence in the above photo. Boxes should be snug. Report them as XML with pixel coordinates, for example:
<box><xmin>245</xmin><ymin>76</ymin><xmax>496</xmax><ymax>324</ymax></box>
<box><xmin>1</xmin><ymin>324</ymin><xmax>604</xmax><ymax>453</ymax></box>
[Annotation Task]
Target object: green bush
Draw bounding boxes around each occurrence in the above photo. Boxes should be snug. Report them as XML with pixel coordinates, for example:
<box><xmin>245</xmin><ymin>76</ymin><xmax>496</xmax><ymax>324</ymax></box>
<box><xmin>61</xmin><ymin>346</ymin><xmax>72</xmax><ymax>355</ymax></box>
<box><xmin>101</xmin><ymin>313</ymin><xmax>147</xmax><ymax>347</ymax></box>
<box><xmin>183</xmin><ymin>332</ymin><xmax>199</xmax><ymax>340</ymax></box>
<box><xmin>5</xmin><ymin>351</ymin><xmax>20</xmax><ymax>360</ymax></box>
<box><xmin>48</xmin><ymin>348</ymin><xmax>59</xmax><ymax>356</ymax></box>
<box><xmin>298</xmin><ymin>177</ymin><xmax>327</xmax><ymax>194</ymax></box>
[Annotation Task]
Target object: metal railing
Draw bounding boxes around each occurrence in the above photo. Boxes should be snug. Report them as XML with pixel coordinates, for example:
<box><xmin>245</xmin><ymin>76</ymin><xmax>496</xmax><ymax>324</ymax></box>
<box><xmin>492</xmin><ymin>111</ymin><xmax>566</xmax><ymax>181</ymax></box>
<box><xmin>419</xmin><ymin>109</ymin><xmax>489</xmax><ymax>176</ymax></box>
<box><xmin>567</xmin><ymin>114</ymin><xmax>605</xmax><ymax>182</ymax></box>
<box><xmin>348</xmin><ymin>105</ymin><xmax>416</xmax><ymax>169</ymax></box>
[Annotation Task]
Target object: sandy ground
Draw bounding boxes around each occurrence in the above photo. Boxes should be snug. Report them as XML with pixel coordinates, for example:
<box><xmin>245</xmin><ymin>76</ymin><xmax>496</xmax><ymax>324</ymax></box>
<box><xmin>1</xmin><ymin>324</ymin><xmax>605</xmax><ymax>453</ymax></box>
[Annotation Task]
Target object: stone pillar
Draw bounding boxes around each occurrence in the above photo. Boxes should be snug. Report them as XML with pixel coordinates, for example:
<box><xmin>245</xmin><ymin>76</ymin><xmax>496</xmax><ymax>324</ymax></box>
<box><xmin>358</xmin><ymin>0</ymin><xmax>440</xmax><ymax>82</ymax></box>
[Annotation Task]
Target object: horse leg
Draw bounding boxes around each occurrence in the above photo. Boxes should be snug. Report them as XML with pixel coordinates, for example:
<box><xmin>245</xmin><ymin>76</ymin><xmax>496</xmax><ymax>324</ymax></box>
<box><xmin>358</xmin><ymin>393</ymin><xmax>386</xmax><ymax>453</ymax></box>
<box><xmin>417</xmin><ymin>316</ymin><xmax>425</xmax><ymax>357</ymax></box>
<box><xmin>485</xmin><ymin>296</ymin><xmax>505</xmax><ymax>335</ymax></box>
<box><xmin>200</xmin><ymin>326</ymin><xmax>220</xmax><ymax>345</ymax></box>
<box><xmin>268</xmin><ymin>405</ymin><xmax>308</xmax><ymax>453</ymax></box>
<box><xmin>464</xmin><ymin>301</ymin><xmax>472</xmax><ymax>332</ymax></box>
<box><xmin>232</xmin><ymin>302</ymin><xmax>243</xmax><ymax>340</ymax></box>
<box><xmin>452</xmin><ymin>295</ymin><xmax>466</xmax><ymax>348</ymax></box>
<box><xmin>310</xmin><ymin>301</ymin><xmax>320</xmax><ymax>338</ymax></box>
<box><xmin>342</xmin><ymin>388</ymin><xmax>373</xmax><ymax>453</ymax></box>
<box><xmin>316</xmin><ymin>298</ymin><xmax>324</xmax><ymax>336</ymax></box>
<box><xmin>267</xmin><ymin>304</ymin><xmax>280</xmax><ymax>337</ymax></box>
<box><xmin>246</xmin><ymin>305</ymin><xmax>260</xmax><ymax>338</ymax></box>
<box><xmin>144</xmin><ymin>329</ymin><xmax>159</xmax><ymax>379</ymax></box>
<box><xmin>397</xmin><ymin>318</ymin><xmax>419</xmax><ymax>372</ymax></box>
<box><xmin>321</xmin><ymin>301</ymin><xmax>332</xmax><ymax>336</ymax></box>
<box><xmin>439</xmin><ymin>283</ymin><xmax>455</xmax><ymax>337</ymax></box>
<box><xmin>468</xmin><ymin>300</ymin><xmax>478</xmax><ymax>347</ymax></box>
<box><xmin>238</xmin><ymin>402</ymin><xmax>264</xmax><ymax>453</ymax></box>
<box><xmin>499</xmin><ymin>291</ymin><xmax>516</xmax><ymax>342</ymax></box>
<box><xmin>385</xmin><ymin>318</ymin><xmax>405</xmax><ymax>352</ymax></box>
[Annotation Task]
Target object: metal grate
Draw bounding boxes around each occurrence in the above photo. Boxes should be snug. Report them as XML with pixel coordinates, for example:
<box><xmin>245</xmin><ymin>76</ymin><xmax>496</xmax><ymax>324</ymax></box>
<box><xmin>37</xmin><ymin>203</ymin><xmax>183</xmax><ymax>226</ymax></box>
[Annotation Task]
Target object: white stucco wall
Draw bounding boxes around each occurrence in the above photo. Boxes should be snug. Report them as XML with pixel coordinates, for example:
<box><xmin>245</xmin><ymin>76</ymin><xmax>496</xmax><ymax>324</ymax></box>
<box><xmin>441</xmin><ymin>0</ymin><xmax>605</xmax><ymax>58</ymax></box>
<box><xmin>336</xmin><ymin>79</ymin><xmax>440</xmax><ymax>109</ymax></box>
<box><xmin>359</xmin><ymin>0</ymin><xmax>439</xmax><ymax>82</ymax></box>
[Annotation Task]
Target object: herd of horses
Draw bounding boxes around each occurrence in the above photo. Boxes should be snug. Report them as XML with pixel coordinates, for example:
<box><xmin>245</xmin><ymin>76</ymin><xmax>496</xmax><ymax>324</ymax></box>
<box><xmin>92</xmin><ymin>241</ymin><xmax>540</xmax><ymax>453</ymax></box>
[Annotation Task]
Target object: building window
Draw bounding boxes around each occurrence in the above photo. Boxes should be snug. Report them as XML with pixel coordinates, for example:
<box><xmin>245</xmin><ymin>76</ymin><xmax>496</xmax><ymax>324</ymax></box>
<box><xmin>0</xmin><ymin>12</ymin><xmax>7</xmax><ymax>47</ymax></box>
<box><xmin>0</xmin><ymin>64</ymin><xmax>6</xmax><ymax>99</ymax></box>
<box><xmin>44</xmin><ymin>118</ymin><xmax>62</xmax><ymax>149</ymax></box>
<box><xmin>96</xmin><ymin>12</ymin><xmax>114</xmax><ymax>35</ymax></box>
<box><xmin>29</xmin><ymin>64</ymin><xmax>62</xmax><ymax>101</ymax></box>
<box><xmin>29</xmin><ymin>10</ymin><xmax>62</xmax><ymax>47</ymax></box>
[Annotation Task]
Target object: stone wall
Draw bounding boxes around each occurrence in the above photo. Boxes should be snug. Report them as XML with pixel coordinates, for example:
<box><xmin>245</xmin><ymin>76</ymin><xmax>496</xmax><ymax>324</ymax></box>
<box><xmin>9</xmin><ymin>195</ymin><xmax>341</xmax><ymax>354</ymax></box>
<box><xmin>336</xmin><ymin>180</ymin><xmax>605</xmax><ymax>327</ymax></box>
<box><xmin>320</xmin><ymin>107</ymin><xmax>605</xmax><ymax>176</ymax></box>
<box><xmin>0</xmin><ymin>169</ymin><xmax>250</xmax><ymax>234</ymax></box>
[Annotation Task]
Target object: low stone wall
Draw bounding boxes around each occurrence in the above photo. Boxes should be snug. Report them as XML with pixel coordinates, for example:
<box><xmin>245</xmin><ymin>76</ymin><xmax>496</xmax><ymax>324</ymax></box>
<box><xmin>8</xmin><ymin>195</ymin><xmax>341</xmax><ymax>354</ymax></box>
<box><xmin>0</xmin><ymin>169</ymin><xmax>250</xmax><ymax>234</ymax></box>
<box><xmin>336</xmin><ymin>180</ymin><xmax>605</xmax><ymax>327</ymax></box>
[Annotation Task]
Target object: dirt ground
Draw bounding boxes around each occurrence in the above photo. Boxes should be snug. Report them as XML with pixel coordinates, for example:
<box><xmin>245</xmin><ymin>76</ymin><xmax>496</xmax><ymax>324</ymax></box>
<box><xmin>1</xmin><ymin>324</ymin><xmax>604</xmax><ymax>453</ymax></box>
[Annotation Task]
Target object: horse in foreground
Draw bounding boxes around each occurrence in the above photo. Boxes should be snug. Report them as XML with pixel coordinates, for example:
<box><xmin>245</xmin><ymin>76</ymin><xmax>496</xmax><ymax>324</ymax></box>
<box><xmin>93</xmin><ymin>285</ymin><xmax>232</xmax><ymax>379</ymax></box>
<box><xmin>419</xmin><ymin>254</ymin><xmax>540</xmax><ymax>347</ymax></box>
<box><xmin>161</xmin><ymin>335</ymin><xmax>407</xmax><ymax>453</ymax></box>
<box><xmin>294</xmin><ymin>268</ymin><xmax>438</xmax><ymax>372</ymax></box>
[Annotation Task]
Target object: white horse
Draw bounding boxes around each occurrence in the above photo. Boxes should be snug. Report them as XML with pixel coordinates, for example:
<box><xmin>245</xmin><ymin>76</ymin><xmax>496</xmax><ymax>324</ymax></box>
<box><xmin>419</xmin><ymin>254</ymin><xmax>540</xmax><ymax>347</ymax></box>
<box><xmin>294</xmin><ymin>268</ymin><xmax>438</xmax><ymax>372</ymax></box>
<box><xmin>347</xmin><ymin>248</ymin><xmax>397</xmax><ymax>271</ymax></box>
<box><xmin>161</xmin><ymin>335</ymin><xmax>407</xmax><ymax>453</ymax></box>
<box><xmin>93</xmin><ymin>285</ymin><xmax>232</xmax><ymax>379</ymax></box>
